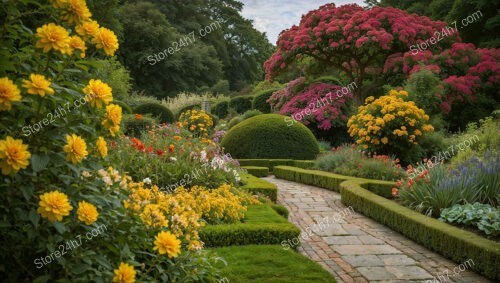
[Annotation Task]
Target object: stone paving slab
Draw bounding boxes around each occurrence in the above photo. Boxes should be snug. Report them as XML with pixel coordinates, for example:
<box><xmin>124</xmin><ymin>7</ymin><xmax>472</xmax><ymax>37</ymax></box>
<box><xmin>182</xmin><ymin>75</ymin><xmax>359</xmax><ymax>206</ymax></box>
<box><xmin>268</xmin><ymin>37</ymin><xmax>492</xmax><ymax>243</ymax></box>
<box><xmin>263</xmin><ymin>176</ymin><xmax>492</xmax><ymax>283</ymax></box>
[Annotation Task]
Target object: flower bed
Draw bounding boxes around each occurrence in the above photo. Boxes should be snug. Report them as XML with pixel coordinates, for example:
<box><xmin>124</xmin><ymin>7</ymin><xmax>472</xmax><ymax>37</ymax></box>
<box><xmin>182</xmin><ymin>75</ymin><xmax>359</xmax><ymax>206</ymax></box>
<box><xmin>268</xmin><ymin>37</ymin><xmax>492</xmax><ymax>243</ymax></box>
<box><xmin>273</xmin><ymin>165</ymin><xmax>500</xmax><ymax>280</ymax></box>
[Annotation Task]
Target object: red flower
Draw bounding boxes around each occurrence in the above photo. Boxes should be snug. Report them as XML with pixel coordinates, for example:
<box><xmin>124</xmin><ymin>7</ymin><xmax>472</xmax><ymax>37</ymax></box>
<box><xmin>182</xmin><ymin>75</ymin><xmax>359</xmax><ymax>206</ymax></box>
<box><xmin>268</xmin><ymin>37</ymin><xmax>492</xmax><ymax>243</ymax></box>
<box><xmin>167</xmin><ymin>144</ymin><xmax>175</xmax><ymax>154</ymax></box>
<box><xmin>392</xmin><ymin>188</ymin><xmax>399</xmax><ymax>197</ymax></box>
<box><xmin>145</xmin><ymin>145</ymin><xmax>153</xmax><ymax>153</ymax></box>
<box><xmin>156</xmin><ymin>149</ymin><xmax>164</xmax><ymax>156</ymax></box>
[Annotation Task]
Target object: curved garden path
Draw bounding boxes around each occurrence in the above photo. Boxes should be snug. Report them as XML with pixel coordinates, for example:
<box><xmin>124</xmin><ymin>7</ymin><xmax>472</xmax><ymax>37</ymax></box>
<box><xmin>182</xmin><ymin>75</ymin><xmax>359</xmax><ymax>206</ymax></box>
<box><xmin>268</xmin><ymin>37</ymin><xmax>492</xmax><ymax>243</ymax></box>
<box><xmin>263</xmin><ymin>176</ymin><xmax>491</xmax><ymax>283</ymax></box>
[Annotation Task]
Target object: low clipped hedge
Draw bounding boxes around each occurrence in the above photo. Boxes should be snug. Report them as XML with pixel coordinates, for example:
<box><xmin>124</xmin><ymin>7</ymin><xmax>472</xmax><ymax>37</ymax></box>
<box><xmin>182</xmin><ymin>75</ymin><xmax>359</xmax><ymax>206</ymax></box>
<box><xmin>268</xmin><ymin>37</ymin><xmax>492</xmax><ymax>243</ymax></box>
<box><xmin>134</xmin><ymin>103</ymin><xmax>174</xmax><ymax>123</ymax></box>
<box><xmin>229</xmin><ymin>96</ymin><xmax>253</xmax><ymax>114</ymax></box>
<box><xmin>238</xmin><ymin>159</ymin><xmax>315</xmax><ymax>172</ymax></box>
<box><xmin>221</xmin><ymin>114</ymin><xmax>320</xmax><ymax>160</ymax></box>
<box><xmin>252</xmin><ymin>89</ymin><xmax>278</xmax><ymax>113</ymax></box>
<box><xmin>199</xmin><ymin>205</ymin><xmax>300</xmax><ymax>247</ymax></box>
<box><xmin>273</xmin><ymin>166</ymin><xmax>500</xmax><ymax>280</ymax></box>
<box><xmin>242</xmin><ymin>166</ymin><xmax>269</xmax><ymax>177</ymax></box>
<box><xmin>123</xmin><ymin>114</ymin><xmax>156</xmax><ymax>137</ymax></box>
<box><xmin>213</xmin><ymin>101</ymin><xmax>229</xmax><ymax>118</ymax></box>
<box><xmin>240</xmin><ymin>173</ymin><xmax>277</xmax><ymax>202</ymax></box>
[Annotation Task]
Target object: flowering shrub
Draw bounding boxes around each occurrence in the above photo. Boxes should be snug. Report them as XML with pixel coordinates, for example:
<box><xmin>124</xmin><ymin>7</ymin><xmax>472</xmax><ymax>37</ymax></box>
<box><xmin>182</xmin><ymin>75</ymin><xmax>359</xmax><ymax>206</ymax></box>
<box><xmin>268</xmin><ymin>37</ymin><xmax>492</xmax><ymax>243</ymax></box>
<box><xmin>347</xmin><ymin>89</ymin><xmax>434</xmax><ymax>161</ymax></box>
<box><xmin>394</xmin><ymin>151</ymin><xmax>500</xmax><ymax>217</ymax></box>
<box><xmin>108</xmin><ymin>124</ymin><xmax>242</xmax><ymax>190</ymax></box>
<box><xmin>0</xmin><ymin>1</ymin><xmax>220</xmax><ymax>281</ymax></box>
<box><xmin>314</xmin><ymin>145</ymin><xmax>403</xmax><ymax>181</ymax></box>
<box><xmin>178</xmin><ymin>109</ymin><xmax>214</xmax><ymax>137</ymax></box>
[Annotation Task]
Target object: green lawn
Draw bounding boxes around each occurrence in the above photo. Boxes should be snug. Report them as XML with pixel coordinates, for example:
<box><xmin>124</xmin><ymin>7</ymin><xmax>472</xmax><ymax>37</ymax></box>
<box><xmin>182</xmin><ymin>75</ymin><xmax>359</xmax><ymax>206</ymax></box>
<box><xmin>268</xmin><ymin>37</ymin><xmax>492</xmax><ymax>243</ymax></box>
<box><xmin>210</xmin><ymin>245</ymin><xmax>337</xmax><ymax>283</ymax></box>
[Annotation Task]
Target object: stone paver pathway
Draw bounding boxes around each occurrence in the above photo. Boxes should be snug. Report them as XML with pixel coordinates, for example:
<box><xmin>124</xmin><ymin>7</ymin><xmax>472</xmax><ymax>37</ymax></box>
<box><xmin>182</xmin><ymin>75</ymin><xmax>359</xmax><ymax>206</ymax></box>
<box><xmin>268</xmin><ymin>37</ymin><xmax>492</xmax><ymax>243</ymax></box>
<box><xmin>263</xmin><ymin>176</ymin><xmax>491</xmax><ymax>283</ymax></box>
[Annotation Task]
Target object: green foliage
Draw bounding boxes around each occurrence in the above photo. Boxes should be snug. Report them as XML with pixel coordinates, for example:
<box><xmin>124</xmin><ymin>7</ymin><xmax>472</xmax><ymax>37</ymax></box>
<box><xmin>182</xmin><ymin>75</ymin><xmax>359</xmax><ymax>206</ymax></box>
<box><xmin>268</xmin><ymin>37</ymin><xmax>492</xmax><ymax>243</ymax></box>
<box><xmin>211</xmin><ymin>80</ymin><xmax>230</xmax><ymax>95</ymax></box>
<box><xmin>405</xmin><ymin>67</ymin><xmax>442</xmax><ymax>115</ymax></box>
<box><xmin>449</xmin><ymin>116</ymin><xmax>500</xmax><ymax>165</ymax></box>
<box><xmin>123</xmin><ymin>114</ymin><xmax>157</xmax><ymax>137</ymax></box>
<box><xmin>314</xmin><ymin>146</ymin><xmax>404</xmax><ymax>181</ymax></box>
<box><xmin>252</xmin><ymin>89</ymin><xmax>277</xmax><ymax>113</ymax></box>
<box><xmin>211</xmin><ymin>245</ymin><xmax>338</xmax><ymax>283</ymax></box>
<box><xmin>199</xmin><ymin>205</ymin><xmax>300</xmax><ymax>247</ymax></box>
<box><xmin>251</xmin><ymin>80</ymin><xmax>284</xmax><ymax>95</ymax></box>
<box><xmin>240</xmin><ymin>173</ymin><xmax>277</xmax><ymax>202</ymax></box>
<box><xmin>440</xmin><ymin>203</ymin><xmax>500</xmax><ymax>236</ymax></box>
<box><xmin>271</xmin><ymin>204</ymin><xmax>290</xmax><ymax>219</ymax></box>
<box><xmin>241</xmin><ymin>166</ymin><xmax>269</xmax><ymax>177</ymax></box>
<box><xmin>214</xmin><ymin>101</ymin><xmax>230</xmax><ymax>118</ymax></box>
<box><xmin>310</xmin><ymin>75</ymin><xmax>343</xmax><ymax>85</ymax></box>
<box><xmin>113</xmin><ymin>100</ymin><xmax>133</xmax><ymax>114</ymax></box>
<box><xmin>228</xmin><ymin>116</ymin><xmax>244</xmax><ymax>129</ymax></box>
<box><xmin>124</xmin><ymin>92</ymin><xmax>160</xmax><ymax>109</ymax></box>
<box><xmin>92</xmin><ymin>58</ymin><xmax>132</xmax><ymax>101</ymax></box>
<box><xmin>221</xmin><ymin>114</ymin><xmax>320</xmax><ymax>160</ymax></box>
<box><xmin>134</xmin><ymin>103</ymin><xmax>174</xmax><ymax>123</ymax></box>
<box><xmin>229</xmin><ymin>96</ymin><xmax>253</xmax><ymax>114</ymax></box>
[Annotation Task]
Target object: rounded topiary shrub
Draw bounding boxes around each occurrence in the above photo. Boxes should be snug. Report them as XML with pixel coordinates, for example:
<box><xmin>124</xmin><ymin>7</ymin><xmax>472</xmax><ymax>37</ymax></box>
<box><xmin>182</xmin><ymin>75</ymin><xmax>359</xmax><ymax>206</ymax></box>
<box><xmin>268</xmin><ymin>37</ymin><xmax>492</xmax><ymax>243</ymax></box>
<box><xmin>213</xmin><ymin>101</ymin><xmax>229</xmax><ymax>118</ymax></box>
<box><xmin>253</xmin><ymin>89</ymin><xmax>279</xmax><ymax>113</ymax></box>
<box><xmin>123</xmin><ymin>114</ymin><xmax>157</xmax><ymax>137</ymax></box>
<box><xmin>134</xmin><ymin>103</ymin><xmax>174</xmax><ymax>123</ymax></box>
<box><xmin>113</xmin><ymin>100</ymin><xmax>133</xmax><ymax>114</ymax></box>
<box><xmin>221</xmin><ymin>114</ymin><xmax>320</xmax><ymax>159</ymax></box>
<box><xmin>229</xmin><ymin>96</ymin><xmax>253</xmax><ymax>114</ymax></box>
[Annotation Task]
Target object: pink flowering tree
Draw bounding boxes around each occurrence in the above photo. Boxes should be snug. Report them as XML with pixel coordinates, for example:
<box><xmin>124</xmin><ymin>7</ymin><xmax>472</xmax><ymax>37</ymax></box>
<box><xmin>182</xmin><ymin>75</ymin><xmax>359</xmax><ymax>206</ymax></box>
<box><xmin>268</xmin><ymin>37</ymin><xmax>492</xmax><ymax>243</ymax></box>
<box><xmin>264</xmin><ymin>4</ymin><xmax>457</xmax><ymax>104</ymax></box>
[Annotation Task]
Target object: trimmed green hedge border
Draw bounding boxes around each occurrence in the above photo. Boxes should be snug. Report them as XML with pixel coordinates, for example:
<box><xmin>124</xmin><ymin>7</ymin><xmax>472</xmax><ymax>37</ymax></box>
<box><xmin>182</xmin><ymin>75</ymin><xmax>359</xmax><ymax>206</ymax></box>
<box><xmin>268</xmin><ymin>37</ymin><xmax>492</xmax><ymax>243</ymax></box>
<box><xmin>242</xmin><ymin>166</ymin><xmax>269</xmax><ymax>177</ymax></box>
<box><xmin>238</xmin><ymin>159</ymin><xmax>315</xmax><ymax>172</ymax></box>
<box><xmin>200</xmin><ymin>205</ymin><xmax>300</xmax><ymax>247</ymax></box>
<box><xmin>273</xmin><ymin>166</ymin><xmax>500</xmax><ymax>280</ymax></box>
<box><xmin>240</xmin><ymin>173</ymin><xmax>277</xmax><ymax>202</ymax></box>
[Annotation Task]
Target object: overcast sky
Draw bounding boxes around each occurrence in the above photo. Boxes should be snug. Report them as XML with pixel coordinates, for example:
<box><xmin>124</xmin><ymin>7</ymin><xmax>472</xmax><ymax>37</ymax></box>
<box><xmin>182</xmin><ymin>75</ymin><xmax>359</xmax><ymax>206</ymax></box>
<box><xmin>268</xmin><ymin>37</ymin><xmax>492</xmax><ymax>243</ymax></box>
<box><xmin>240</xmin><ymin>0</ymin><xmax>365</xmax><ymax>44</ymax></box>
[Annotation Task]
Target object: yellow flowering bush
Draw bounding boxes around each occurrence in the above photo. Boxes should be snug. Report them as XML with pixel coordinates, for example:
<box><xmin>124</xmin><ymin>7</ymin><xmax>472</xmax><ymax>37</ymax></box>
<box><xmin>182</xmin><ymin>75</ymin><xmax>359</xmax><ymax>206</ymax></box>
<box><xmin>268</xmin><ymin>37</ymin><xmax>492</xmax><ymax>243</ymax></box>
<box><xmin>348</xmin><ymin>90</ymin><xmax>434</xmax><ymax>161</ymax></box>
<box><xmin>178</xmin><ymin>109</ymin><xmax>214</xmax><ymax>137</ymax></box>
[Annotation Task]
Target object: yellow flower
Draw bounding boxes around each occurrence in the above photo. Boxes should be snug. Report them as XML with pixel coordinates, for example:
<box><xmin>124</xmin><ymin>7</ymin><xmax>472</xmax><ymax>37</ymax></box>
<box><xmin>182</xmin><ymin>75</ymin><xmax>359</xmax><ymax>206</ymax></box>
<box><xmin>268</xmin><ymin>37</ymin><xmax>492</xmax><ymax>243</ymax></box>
<box><xmin>61</xmin><ymin>0</ymin><xmax>92</xmax><ymax>24</ymax></box>
<box><xmin>112</xmin><ymin>262</ymin><xmax>136</xmax><ymax>283</ymax></box>
<box><xmin>0</xmin><ymin>136</ymin><xmax>31</xmax><ymax>175</ymax></box>
<box><xmin>63</xmin><ymin>134</ymin><xmax>88</xmax><ymax>164</ymax></box>
<box><xmin>92</xmin><ymin>27</ymin><xmax>119</xmax><ymax>56</ymax></box>
<box><xmin>68</xmin><ymin>35</ymin><xmax>87</xmax><ymax>58</ymax></box>
<box><xmin>153</xmin><ymin>231</ymin><xmax>181</xmax><ymax>258</ymax></box>
<box><xmin>381</xmin><ymin>137</ymin><xmax>389</xmax><ymax>144</ymax></box>
<box><xmin>102</xmin><ymin>104</ymin><xmax>122</xmax><ymax>136</ymax></box>
<box><xmin>83</xmin><ymin>79</ymin><xmax>113</xmax><ymax>108</ymax></box>
<box><xmin>0</xmin><ymin>77</ymin><xmax>22</xmax><ymax>111</ymax></box>
<box><xmin>77</xmin><ymin>201</ymin><xmax>98</xmax><ymax>225</ymax></box>
<box><xmin>35</xmin><ymin>23</ymin><xmax>70</xmax><ymax>54</ymax></box>
<box><xmin>75</xmin><ymin>20</ymin><xmax>100</xmax><ymax>39</ymax></box>
<box><xmin>96</xmin><ymin>137</ymin><xmax>108</xmax><ymax>158</ymax></box>
<box><xmin>140</xmin><ymin>204</ymin><xmax>168</xmax><ymax>228</ymax></box>
<box><xmin>37</xmin><ymin>191</ymin><xmax>73</xmax><ymax>222</ymax></box>
<box><xmin>173</xmin><ymin>136</ymin><xmax>182</xmax><ymax>141</ymax></box>
<box><xmin>22</xmin><ymin>74</ymin><xmax>54</xmax><ymax>97</ymax></box>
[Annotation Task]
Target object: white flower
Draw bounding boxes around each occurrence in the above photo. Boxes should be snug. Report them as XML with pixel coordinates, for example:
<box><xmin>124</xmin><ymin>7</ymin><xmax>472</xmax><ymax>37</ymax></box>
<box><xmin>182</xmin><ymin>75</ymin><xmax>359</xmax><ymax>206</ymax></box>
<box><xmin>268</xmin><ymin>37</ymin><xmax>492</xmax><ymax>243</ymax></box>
<box><xmin>170</xmin><ymin>157</ymin><xmax>177</xmax><ymax>161</ymax></box>
<box><xmin>143</xmin><ymin>177</ymin><xmax>152</xmax><ymax>185</ymax></box>
<box><xmin>82</xmin><ymin>171</ymin><xmax>92</xmax><ymax>178</ymax></box>
<box><xmin>200</xmin><ymin>150</ymin><xmax>207</xmax><ymax>161</ymax></box>
<box><xmin>102</xmin><ymin>176</ymin><xmax>113</xmax><ymax>186</ymax></box>
<box><xmin>97</xmin><ymin>169</ymin><xmax>107</xmax><ymax>177</ymax></box>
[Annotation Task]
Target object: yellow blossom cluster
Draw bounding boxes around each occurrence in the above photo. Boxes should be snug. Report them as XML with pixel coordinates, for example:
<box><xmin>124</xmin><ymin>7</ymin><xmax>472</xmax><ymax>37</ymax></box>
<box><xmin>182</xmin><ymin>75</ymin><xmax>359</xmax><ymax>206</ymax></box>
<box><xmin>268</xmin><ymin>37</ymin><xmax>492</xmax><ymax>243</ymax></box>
<box><xmin>347</xmin><ymin>89</ymin><xmax>434</xmax><ymax>150</ymax></box>
<box><xmin>178</xmin><ymin>109</ymin><xmax>214</xmax><ymax>137</ymax></box>
<box><xmin>37</xmin><ymin>0</ymin><xmax>118</xmax><ymax>58</ymax></box>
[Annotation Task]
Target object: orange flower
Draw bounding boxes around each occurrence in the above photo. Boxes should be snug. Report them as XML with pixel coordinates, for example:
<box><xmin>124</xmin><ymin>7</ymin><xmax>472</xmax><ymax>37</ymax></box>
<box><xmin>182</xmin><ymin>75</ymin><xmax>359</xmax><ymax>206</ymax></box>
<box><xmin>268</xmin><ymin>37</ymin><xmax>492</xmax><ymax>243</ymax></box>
<box><xmin>391</xmin><ymin>188</ymin><xmax>398</xmax><ymax>197</ymax></box>
<box><xmin>135</xmin><ymin>114</ymin><xmax>142</xmax><ymax>120</ymax></box>
<box><xmin>167</xmin><ymin>144</ymin><xmax>175</xmax><ymax>154</ymax></box>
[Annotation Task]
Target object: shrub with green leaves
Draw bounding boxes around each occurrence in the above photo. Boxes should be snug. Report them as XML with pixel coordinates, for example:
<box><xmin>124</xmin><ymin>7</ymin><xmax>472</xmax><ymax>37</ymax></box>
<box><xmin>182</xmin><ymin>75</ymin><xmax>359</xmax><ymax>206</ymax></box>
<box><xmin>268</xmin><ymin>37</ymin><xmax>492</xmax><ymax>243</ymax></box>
<box><xmin>314</xmin><ymin>145</ymin><xmax>404</xmax><ymax>181</ymax></box>
<box><xmin>440</xmin><ymin>203</ymin><xmax>500</xmax><ymax>236</ymax></box>
<box><xmin>229</xmin><ymin>96</ymin><xmax>253</xmax><ymax>114</ymax></box>
<box><xmin>134</xmin><ymin>103</ymin><xmax>174</xmax><ymax>123</ymax></box>
<box><xmin>253</xmin><ymin>89</ymin><xmax>279</xmax><ymax>113</ymax></box>
<box><xmin>221</xmin><ymin>114</ymin><xmax>320</xmax><ymax>160</ymax></box>
<box><xmin>214</xmin><ymin>101</ymin><xmax>229</xmax><ymax>118</ymax></box>
<box><xmin>123</xmin><ymin>114</ymin><xmax>157</xmax><ymax>136</ymax></box>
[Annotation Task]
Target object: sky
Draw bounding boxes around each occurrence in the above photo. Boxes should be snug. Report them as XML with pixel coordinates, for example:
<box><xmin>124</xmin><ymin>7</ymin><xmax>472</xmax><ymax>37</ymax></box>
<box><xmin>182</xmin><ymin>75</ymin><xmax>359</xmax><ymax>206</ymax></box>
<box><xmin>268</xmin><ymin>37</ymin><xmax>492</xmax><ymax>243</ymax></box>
<box><xmin>241</xmin><ymin>0</ymin><xmax>365</xmax><ymax>44</ymax></box>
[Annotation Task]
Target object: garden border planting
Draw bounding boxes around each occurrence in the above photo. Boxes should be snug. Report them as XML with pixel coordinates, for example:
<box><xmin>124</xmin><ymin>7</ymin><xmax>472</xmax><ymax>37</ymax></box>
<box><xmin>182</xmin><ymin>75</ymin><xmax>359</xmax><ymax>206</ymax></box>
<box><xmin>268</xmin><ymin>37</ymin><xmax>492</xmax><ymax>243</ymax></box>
<box><xmin>200</xmin><ymin>205</ymin><xmax>300</xmax><ymax>247</ymax></box>
<box><xmin>273</xmin><ymin>165</ymin><xmax>500</xmax><ymax>280</ymax></box>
